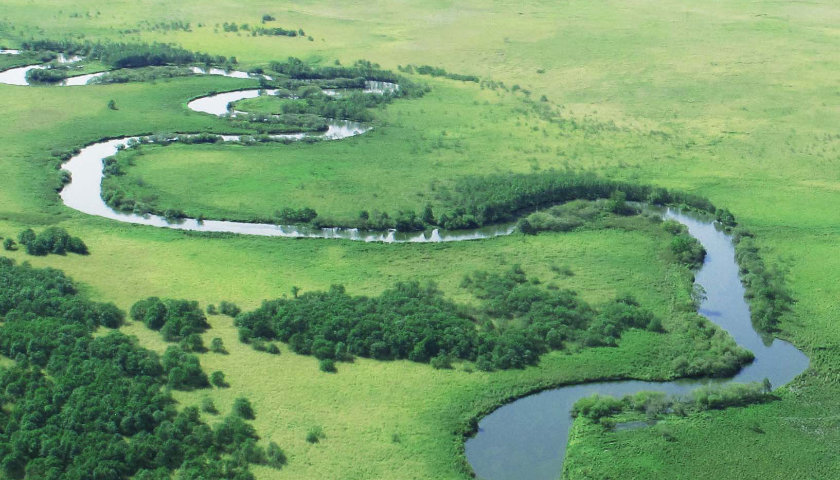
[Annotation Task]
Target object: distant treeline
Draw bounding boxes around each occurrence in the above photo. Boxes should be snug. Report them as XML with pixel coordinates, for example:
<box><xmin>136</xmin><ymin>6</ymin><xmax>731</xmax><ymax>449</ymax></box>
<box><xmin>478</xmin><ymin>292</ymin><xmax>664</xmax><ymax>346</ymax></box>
<box><xmin>398</xmin><ymin>64</ymin><xmax>480</xmax><ymax>83</ymax></box>
<box><xmin>235</xmin><ymin>266</ymin><xmax>665</xmax><ymax>372</ymax></box>
<box><xmin>431</xmin><ymin>170</ymin><xmax>718</xmax><ymax>230</ymax></box>
<box><xmin>21</xmin><ymin>39</ymin><xmax>232</xmax><ymax>68</ymax></box>
<box><xmin>0</xmin><ymin>258</ymin><xmax>279</xmax><ymax>479</ymax></box>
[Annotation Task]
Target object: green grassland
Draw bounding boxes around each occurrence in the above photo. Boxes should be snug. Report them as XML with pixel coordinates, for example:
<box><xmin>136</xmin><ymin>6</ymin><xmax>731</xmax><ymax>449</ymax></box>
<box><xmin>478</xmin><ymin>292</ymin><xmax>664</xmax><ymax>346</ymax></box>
<box><xmin>0</xmin><ymin>0</ymin><xmax>839</xmax><ymax>479</ymax></box>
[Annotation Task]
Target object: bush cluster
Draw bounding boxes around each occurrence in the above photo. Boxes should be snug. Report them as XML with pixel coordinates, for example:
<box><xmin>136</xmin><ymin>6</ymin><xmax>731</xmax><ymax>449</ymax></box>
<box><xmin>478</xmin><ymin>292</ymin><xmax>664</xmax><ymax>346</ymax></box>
<box><xmin>130</xmin><ymin>297</ymin><xmax>209</xmax><ymax>342</ymax></box>
<box><xmin>235</xmin><ymin>266</ymin><xmax>661</xmax><ymax>371</ymax></box>
<box><xmin>17</xmin><ymin>227</ymin><xmax>88</xmax><ymax>256</ymax></box>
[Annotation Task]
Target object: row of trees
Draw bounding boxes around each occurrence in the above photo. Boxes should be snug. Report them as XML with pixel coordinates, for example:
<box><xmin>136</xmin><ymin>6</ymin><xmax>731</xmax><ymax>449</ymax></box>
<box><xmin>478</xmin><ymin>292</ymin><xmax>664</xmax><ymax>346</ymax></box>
<box><xmin>572</xmin><ymin>381</ymin><xmax>774</xmax><ymax>425</ymax></box>
<box><xmin>0</xmin><ymin>258</ymin><xmax>276</xmax><ymax>479</ymax></box>
<box><xmin>234</xmin><ymin>266</ymin><xmax>663</xmax><ymax>371</ymax></box>
<box><xmin>20</xmin><ymin>39</ymin><xmax>233</xmax><ymax>68</ymax></box>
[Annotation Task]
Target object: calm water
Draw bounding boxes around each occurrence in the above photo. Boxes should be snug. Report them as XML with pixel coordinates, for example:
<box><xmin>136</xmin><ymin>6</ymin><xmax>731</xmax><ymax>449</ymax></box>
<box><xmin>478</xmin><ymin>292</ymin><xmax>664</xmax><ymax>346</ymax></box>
<box><xmin>463</xmin><ymin>208</ymin><xmax>809</xmax><ymax>480</ymax></box>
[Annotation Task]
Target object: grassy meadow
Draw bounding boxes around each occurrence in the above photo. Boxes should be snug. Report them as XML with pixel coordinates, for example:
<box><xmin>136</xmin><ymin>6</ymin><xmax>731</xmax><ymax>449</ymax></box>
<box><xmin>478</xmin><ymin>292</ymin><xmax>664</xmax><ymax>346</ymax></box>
<box><xmin>0</xmin><ymin>0</ymin><xmax>839</xmax><ymax>479</ymax></box>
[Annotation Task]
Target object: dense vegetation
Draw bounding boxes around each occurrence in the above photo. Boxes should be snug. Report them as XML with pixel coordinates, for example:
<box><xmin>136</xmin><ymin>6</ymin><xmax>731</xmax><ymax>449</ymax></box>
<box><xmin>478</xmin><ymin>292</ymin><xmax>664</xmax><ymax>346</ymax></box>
<box><xmin>733</xmin><ymin>229</ymin><xmax>791</xmax><ymax>333</ymax></box>
<box><xmin>572</xmin><ymin>381</ymin><xmax>774</xmax><ymax>425</ymax></box>
<box><xmin>235</xmin><ymin>266</ymin><xmax>665</xmax><ymax>371</ymax></box>
<box><xmin>20</xmin><ymin>39</ymin><xmax>232</xmax><ymax>68</ymax></box>
<box><xmin>16</xmin><ymin>227</ymin><xmax>88</xmax><ymax>256</ymax></box>
<box><xmin>0</xmin><ymin>258</ymin><xmax>276</xmax><ymax>479</ymax></box>
<box><xmin>398</xmin><ymin>64</ymin><xmax>480</xmax><ymax>83</ymax></box>
<box><xmin>130</xmin><ymin>297</ymin><xmax>209</xmax><ymax>343</ymax></box>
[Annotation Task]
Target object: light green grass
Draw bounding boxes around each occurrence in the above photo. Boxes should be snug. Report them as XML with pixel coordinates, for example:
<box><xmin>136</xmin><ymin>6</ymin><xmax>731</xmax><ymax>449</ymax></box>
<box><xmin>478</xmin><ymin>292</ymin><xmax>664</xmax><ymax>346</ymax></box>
<box><xmin>0</xmin><ymin>0</ymin><xmax>839</xmax><ymax>478</ymax></box>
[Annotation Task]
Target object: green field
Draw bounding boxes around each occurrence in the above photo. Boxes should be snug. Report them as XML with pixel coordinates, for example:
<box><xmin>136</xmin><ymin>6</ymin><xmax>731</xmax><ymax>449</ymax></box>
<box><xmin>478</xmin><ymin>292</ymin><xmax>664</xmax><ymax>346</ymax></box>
<box><xmin>0</xmin><ymin>0</ymin><xmax>839</xmax><ymax>479</ymax></box>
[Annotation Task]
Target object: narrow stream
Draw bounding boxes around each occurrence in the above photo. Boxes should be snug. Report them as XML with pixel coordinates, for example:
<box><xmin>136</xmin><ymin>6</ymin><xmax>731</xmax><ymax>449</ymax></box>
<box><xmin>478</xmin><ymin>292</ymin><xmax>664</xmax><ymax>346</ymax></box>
<box><xmin>463</xmin><ymin>208</ymin><xmax>809</xmax><ymax>480</ymax></box>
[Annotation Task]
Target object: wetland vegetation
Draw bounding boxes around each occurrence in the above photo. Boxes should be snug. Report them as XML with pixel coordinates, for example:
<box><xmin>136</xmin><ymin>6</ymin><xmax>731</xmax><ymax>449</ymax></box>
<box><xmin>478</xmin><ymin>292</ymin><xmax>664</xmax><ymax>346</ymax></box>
<box><xmin>0</xmin><ymin>1</ymin><xmax>836</xmax><ymax>479</ymax></box>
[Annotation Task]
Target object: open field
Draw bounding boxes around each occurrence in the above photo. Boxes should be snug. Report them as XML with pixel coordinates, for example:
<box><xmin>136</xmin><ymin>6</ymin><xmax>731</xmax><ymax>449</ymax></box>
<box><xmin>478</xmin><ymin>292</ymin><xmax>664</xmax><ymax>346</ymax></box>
<box><xmin>0</xmin><ymin>0</ymin><xmax>839</xmax><ymax>479</ymax></box>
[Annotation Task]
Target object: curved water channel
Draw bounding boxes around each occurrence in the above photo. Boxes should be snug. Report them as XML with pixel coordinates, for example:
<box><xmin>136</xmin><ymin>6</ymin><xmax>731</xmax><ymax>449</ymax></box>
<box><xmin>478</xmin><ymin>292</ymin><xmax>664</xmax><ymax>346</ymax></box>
<box><xmin>464</xmin><ymin>207</ymin><xmax>809</xmax><ymax>480</ymax></box>
<box><xmin>1</xmin><ymin>52</ymin><xmax>811</xmax><ymax>478</ymax></box>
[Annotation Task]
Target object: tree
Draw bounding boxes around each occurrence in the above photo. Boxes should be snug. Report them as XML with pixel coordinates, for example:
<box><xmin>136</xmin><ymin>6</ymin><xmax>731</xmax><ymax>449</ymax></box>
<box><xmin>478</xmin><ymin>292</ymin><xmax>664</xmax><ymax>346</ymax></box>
<box><xmin>108</xmin><ymin>99</ymin><xmax>118</xmax><ymax>110</ymax></box>
<box><xmin>232</xmin><ymin>397</ymin><xmax>255</xmax><ymax>419</ymax></box>
<box><xmin>319</xmin><ymin>358</ymin><xmax>336</xmax><ymax>373</ymax></box>
<box><xmin>210</xmin><ymin>371</ymin><xmax>228</xmax><ymax>388</ymax></box>
<box><xmin>291</xmin><ymin>286</ymin><xmax>300</xmax><ymax>299</ymax></box>
<box><xmin>2</xmin><ymin>238</ymin><xmax>15</xmax><ymax>251</ymax></box>
<box><xmin>210</xmin><ymin>337</ymin><xmax>226</xmax><ymax>354</ymax></box>
<box><xmin>266</xmin><ymin>442</ymin><xmax>287</xmax><ymax>469</ymax></box>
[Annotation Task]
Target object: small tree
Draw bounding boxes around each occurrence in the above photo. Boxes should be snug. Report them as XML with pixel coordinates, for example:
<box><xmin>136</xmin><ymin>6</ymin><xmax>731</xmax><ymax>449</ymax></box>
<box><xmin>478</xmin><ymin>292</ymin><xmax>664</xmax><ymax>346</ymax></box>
<box><xmin>233</xmin><ymin>397</ymin><xmax>255</xmax><ymax>419</ymax></box>
<box><xmin>291</xmin><ymin>286</ymin><xmax>300</xmax><ymax>299</ymax></box>
<box><xmin>2</xmin><ymin>238</ymin><xmax>15</xmax><ymax>251</ymax></box>
<box><xmin>201</xmin><ymin>397</ymin><xmax>218</xmax><ymax>414</ymax></box>
<box><xmin>219</xmin><ymin>301</ymin><xmax>241</xmax><ymax>317</ymax></box>
<box><xmin>319</xmin><ymin>358</ymin><xmax>336</xmax><ymax>373</ymax></box>
<box><xmin>210</xmin><ymin>337</ymin><xmax>227</xmax><ymax>354</ymax></box>
<box><xmin>266</xmin><ymin>442</ymin><xmax>287</xmax><ymax>469</ymax></box>
<box><xmin>107</xmin><ymin>99</ymin><xmax>118</xmax><ymax>110</ymax></box>
<box><xmin>210</xmin><ymin>370</ymin><xmax>228</xmax><ymax>388</ymax></box>
<box><xmin>305</xmin><ymin>426</ymin><xmax>325</xmax><ymax>443</ymax></box>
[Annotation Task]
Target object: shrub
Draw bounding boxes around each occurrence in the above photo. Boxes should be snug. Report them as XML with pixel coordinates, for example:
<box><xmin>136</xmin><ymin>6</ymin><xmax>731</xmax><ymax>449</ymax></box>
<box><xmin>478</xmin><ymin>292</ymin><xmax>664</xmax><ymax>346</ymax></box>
<box><xmin>201</xmin><ymin>397</ymin><xmax>218</xmax><ymax>414</ymax></box>
<box><xmin>319</xmin><ymin>358</ymin><xmax>336</xmax><ymax>373</ymax></box>
<box><xmin>210</xmin><ymin>337</ymin><xmax>227</xmax><ymax>354</ymax></box>
<box><xmin>266</xmin><ymin>442</ymin><xmax>287</xmax><ymax>469</ymax></box>
<box><xmin>219</xmin><ymin>301</ymin><xmax>241</xmax><ymax>317</ymax></box>
<box><xmin>2</xmin><ymin>238</ymin><xmax>15</xmax><ymax>251</ymax></box>
<box><xmin>210</xmin><ymin>371</ymin><xmax>228</xmax><ymax>388</ymax></box>
<box><xmin>306</xmin><ymin>426</ymin><xmax>325</xmax><ymax>443</ymax></box>
<box><xmin>233</xmin><ymin>397</ymin><xmax>255</xmax><ymax>419</ymax></box>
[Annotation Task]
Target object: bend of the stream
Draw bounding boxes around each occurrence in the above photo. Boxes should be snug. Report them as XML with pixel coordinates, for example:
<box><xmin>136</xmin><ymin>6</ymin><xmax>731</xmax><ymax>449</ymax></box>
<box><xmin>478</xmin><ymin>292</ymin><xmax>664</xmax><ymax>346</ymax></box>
<box><xmin>0</xmin><ymin>56</ymin><xmax>484</xmax><ymax>242</ymax></box>
<box><xmin>1</xmin><ymin>53</ymin><xmax>811</xmax><ymax>478</ymax></box>
<box><xmin>464</xmin><ymin>207</ymin><xmax>809</xmax><ymax>480</ymax></box>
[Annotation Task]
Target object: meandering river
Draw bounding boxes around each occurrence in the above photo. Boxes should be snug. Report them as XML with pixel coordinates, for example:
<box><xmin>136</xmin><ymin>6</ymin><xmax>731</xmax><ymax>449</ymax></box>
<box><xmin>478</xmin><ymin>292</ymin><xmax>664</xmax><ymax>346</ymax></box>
<box><xmin>0</xmin><ymin>53</ymin><xmax>810</xmax><ymax>479</ymax></box>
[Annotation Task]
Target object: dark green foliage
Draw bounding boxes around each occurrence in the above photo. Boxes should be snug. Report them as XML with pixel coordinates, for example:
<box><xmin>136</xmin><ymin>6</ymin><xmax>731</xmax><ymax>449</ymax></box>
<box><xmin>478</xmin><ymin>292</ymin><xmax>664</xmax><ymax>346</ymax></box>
<box><xmin>207</xmin><ymin>304</ymin><xmax>218</xmax><ymax>315</ymax></box>
<box><xmin>210</xmin><ymin>371</ymin><xmax>228</xmax><ymax>388</ymax></box>
<box><xmin>233</xmin><ymin>398</ymin><xmax>255</xmax><ymax>420</ymax></box>
<box><xmin>130</xmin><ymin>297</ymin><xmax>209</xmax><ymax>341</ymax></box>
<box><xmin>236</xmin><ymin>266</ymin><xmax>660</xmax><ymax>371</ymax></box>
<box><xmin>573</xmin><ymin>382</ymin><xmax>774</xmax><ymax>424</ymax></box>
<box><xmin>733</xmin><ymin>229</ymin><xmax>791</xmax><ymax>333</ymax></box>
<box><xmin>107</xmin><ymin>99</ymin><xmax>117</xmax><ymax>110</ymax></box>
<box><xmin>162</xmin><ymin>346</ymin><xmax>209</xmax><ymax>389</ymax></box>
<box><xmin>435</xmin><ymin>171</ymin><xmax>717</xmax><ymax>231</ymax></box>
<box><xmin>92</xmin><ymin>65</ymin><xmax>195</xmax><ymax>84</ymax></box>
<box><xmin>266</xmin><ymin>442</ymin><xmax>287</xmax><ymax>469</ymax></box>
<box><xmin>201</xmin><ymin>397</ymin><xmax>218</xmax><ymax>414</ymax></box>
<box><xmin>319</xmin><ymin>358</ymin><xmax>336</xmax><ymax>372</ymax></box>
<box><xmin>716</xmin><ymin>208</ymin><xmax>737</xmax><ymax>227</ymax></box>
<box><xmin>669</xmin><ymin>234</ymin><xmax>706</xmax><ymax>269</ymax></box>
<box><xmin>273</xmin><ymin>207</ymin><xmax>318</xmax><ymax>223</ymax></box>
<box><xmin>180</xmin><ymin>333</ymin><xmax>206</xmax><ymax>353</ymax></box>
<box><xmin>219</xmin><ymin>301</ymin><xmax>241</xmax><ymax>317</ymax></box>
<box><xmin>26</xmin><ymin>66</ymin><xmax>70</xmax><ymax>83</ymax></box>
<box><xmin>430</xmin><ymin>354</ymin><xmax>452</xmax><ymax>370</ymax></box>
<box><xmin>517</xmin><ymin>199</ymin><xmax>603</xmax><ymax>234</ymax></box>
<box><xmin>21</xmin><ymin>39</ymin><xmax>232</xmax><ymax>68</ymax></box>
<box><xmin>16</xmin><ymin>227</ymin><xmax>88</xmax><ymax>256</ymax></box>
<box><xmin>399</xmin><ymin>64</ymin><xmax>480</xmax><ymax>83</ymax></box>
<box><xmin>210</xmin><ymin>337</ymin><xmax>227</xmax><ymax>354</ymax></box>
<box><xmin>305</xmin><ymin>426</ymin><xmax>325</xmax><ymax>444</ymax></box>
<box><xmin>0</xmin><ymin>258</ymin><xmax>268</xmax><ymax>478</ymax></box>
<box><xmin>3</xmin><ymin>238</ymin><xmax>16</xmax><ymax>250</ymax></box>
